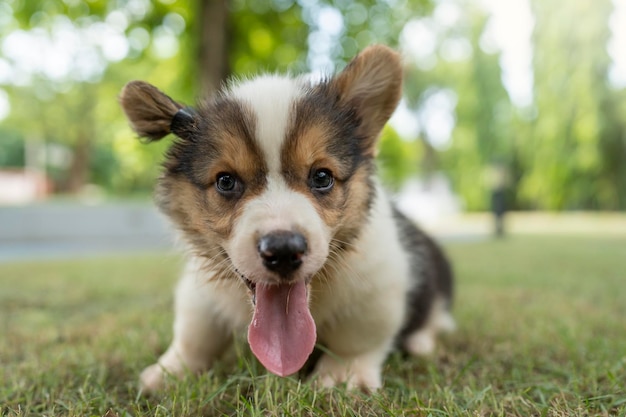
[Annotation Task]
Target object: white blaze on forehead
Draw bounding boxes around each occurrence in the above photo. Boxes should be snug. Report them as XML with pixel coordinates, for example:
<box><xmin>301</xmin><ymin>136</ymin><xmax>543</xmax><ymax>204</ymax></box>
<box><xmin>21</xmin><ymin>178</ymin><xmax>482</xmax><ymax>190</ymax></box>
<box><xmin>225</xmin><ymin>75</ymin><xmax>330</xmax><ymax>284</ymax></box>
<box><xmin>228</xmin><ymin>75</ymin><xmax>303</xmax><ymax>173</ymax></box>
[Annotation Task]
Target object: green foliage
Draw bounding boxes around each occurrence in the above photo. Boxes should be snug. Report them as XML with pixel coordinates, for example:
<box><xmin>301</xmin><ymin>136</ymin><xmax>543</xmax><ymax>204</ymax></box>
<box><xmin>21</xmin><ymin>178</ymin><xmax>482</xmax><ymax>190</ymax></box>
<box><xmin>1</xmin><ymin>0</ymin><xmax>626</xmax><ymax>208</ymax></box>
<box><xmin>377</xmin><ymin>126</ymin><xmax>421</xmax><ymax>190</ymax></box>
<box><xmin>402</xmin><ymin>6</ymin><xmax>514</xmax><ymax>210</ymax></box>
<box><xmin>320</xmin><ymin>0</ymin><xmax>434</xmax><ymax>68</ymax></box>
<box><xmin>230</xmin><ymin>0</ymin><xmax>308</xmax><ymax>75</ymax></box>
<box><xmin>1</xmin><ymin>0</ymin><xmax>196</xmax><ymax>192</ymax></box>
<box><xmin>401</xmin><ymin>0</ymin><xmax>626</xmax><ymax>210</ymax></box>
<box><xmin>522</xmin><ymin>0</ymin><xmax>626</xmax><ymax>210</ymax></box>
<box><xmin>1</xmin><ymin>234</ymin><xmax>625</xmax><ymax>415</ymax></box>
<box><xmin>0</xmin><ymin>128</ymin><xmax>23</xmax><ymax>167</ymax></box>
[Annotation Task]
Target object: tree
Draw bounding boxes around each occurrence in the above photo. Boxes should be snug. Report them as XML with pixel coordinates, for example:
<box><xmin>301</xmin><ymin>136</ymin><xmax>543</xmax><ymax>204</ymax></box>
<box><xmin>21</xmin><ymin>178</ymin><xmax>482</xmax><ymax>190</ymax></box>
<box><xmin>4</xmin><ymin>0</ymin><xmax>623</xmax><ymax>210</ymax></box>
<box><xmin>527</xmin><ymin>0</ymin><xmax>626</xmax><ymax>209</ymax></box>
<box><xmin>0</xmin><ymin>0</ymin><xmax>427</xmax><ymax>195</ymax></box>
<box><xmin>1</xmin><ymin>0</ymin><xmax>193</xmax><ymax>192</ymax></box>
<box><xmin>401</xmin><ymin>4</ymin><xmax>515</xmax><ymax>210</ymax></box>
<box><xmin>197</xmin><ymin>0</ymin><xmax>230</xmax><ymax>94</ymax></box>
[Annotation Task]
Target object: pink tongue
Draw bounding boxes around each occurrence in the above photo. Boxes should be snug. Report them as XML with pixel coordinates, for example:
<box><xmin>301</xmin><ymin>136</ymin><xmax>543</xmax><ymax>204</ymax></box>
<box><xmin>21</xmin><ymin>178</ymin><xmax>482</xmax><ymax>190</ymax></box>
<box><xmin>247</xmin><ymin>280</ymin><xmax>316</xmax><ymax>377</ymax></box>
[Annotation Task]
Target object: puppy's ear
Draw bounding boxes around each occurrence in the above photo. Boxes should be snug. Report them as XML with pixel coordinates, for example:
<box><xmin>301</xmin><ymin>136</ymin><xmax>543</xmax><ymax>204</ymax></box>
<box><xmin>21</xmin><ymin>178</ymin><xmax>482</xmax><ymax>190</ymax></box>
<box><xmin>119</xmin><ymin>81</ymin><xmax>195</xmax><ymax>141</ymax></box>
<box><xmin>331</xmin><ymin>45</ymin><xmax>403</xmax><ymax>147</ymax></box>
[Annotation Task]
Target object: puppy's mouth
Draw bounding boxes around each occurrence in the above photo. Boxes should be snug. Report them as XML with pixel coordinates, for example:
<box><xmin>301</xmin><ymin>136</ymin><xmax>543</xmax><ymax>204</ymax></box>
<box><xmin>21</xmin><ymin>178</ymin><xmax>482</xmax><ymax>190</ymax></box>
<box><xmin>235</xmin><ymin>269</ymin><xmax>316</xmax><ymax>377</ymax></box>
<box><xmin>235</xmin><ymin>269</ymin><xmax>258</xmax><ymax>303</ymax></box>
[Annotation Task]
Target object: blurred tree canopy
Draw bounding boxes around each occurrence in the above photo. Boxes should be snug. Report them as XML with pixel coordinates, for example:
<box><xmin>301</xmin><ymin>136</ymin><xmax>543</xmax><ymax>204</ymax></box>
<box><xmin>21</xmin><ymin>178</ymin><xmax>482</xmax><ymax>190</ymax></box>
<box><xmin>0</xmin><ymin>0</ymin><xmax>625</xmax><ymax>210</ymax></box>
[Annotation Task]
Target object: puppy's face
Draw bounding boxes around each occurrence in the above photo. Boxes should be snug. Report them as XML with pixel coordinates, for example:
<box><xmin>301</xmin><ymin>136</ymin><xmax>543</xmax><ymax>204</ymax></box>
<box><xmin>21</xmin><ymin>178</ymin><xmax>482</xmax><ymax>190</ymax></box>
<box><xmin>120</xmin><ymin>45</ymin><xmax>402</xmax><ymax>377</ymax></box>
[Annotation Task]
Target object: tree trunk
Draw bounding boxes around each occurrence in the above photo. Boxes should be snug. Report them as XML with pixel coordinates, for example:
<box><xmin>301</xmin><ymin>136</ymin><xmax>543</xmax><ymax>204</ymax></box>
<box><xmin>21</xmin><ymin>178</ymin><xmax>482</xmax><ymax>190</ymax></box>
<box><xmin>65</xmin><ymin>131</ymin><xmax>91</xmax><ymax>193</ymax></box>
<box><xmin>63</xmin><ymin>87</ymin><xmax>95</xmax><ymax>194</ymax></box>
<box><xmin>420</xmin><ymin>137</ymin><xmax>438</xmax><ymax>183</ymax></box>
<box><xmin>197</xmin><ymin>0</ymin><xmax>231</xmax><ymax>95</ymax></box>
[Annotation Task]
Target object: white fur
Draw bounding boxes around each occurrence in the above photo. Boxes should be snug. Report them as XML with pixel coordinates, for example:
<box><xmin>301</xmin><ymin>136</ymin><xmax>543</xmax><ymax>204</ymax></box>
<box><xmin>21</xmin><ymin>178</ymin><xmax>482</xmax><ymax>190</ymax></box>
<box><xmin>140</xmin><ymin>258</ymin><xmax>251</xmax><ymax>391</ymax></box>
<box><xmin>229</xmin><ymin>75</ymin><xmax>301</xmax><ymax>173</ymax></box>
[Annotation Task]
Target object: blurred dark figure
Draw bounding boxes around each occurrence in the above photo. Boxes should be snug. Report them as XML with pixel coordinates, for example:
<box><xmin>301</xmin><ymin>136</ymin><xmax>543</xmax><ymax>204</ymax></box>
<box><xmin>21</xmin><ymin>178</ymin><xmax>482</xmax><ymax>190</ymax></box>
<box><xmin>487</xmin><ymin>162</ymin><xmax>510</xmax><ymax>238</ymax></box>
<box><xmin>491</xmin><ymin>186</ymin><xmax>506</xmax><ymax>237</ymax></box>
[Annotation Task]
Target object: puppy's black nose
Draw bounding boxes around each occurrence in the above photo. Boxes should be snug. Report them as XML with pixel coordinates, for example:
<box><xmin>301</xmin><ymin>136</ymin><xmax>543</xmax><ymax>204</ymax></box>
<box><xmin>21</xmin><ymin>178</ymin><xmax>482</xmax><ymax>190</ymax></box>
<box><xmin>258</xmin><ymin>231</ymin><xmax>307</xmax><ymax>277</ymax></box>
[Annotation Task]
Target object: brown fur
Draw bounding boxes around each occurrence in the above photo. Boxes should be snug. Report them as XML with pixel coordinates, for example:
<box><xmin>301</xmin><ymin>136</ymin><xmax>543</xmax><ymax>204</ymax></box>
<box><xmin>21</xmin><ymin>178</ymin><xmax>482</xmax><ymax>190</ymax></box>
<box><xmin>329</xmin><ymin>45</ymin><xmax>403</xmax><ymax>153</ymax></box>
<box><xmin>119</xmin><ymin>81</ymin><xmax>184</xmax><ymax>141</ymax></box>
<box><xmin>281</xmin><ymin>119</ymin><xmax>373</xmax><ymax>249</ymax></box>
<box><xmin>156</xmin><ymin>119</ymin><xmax>267</xmax><ymax>252</ymax></box>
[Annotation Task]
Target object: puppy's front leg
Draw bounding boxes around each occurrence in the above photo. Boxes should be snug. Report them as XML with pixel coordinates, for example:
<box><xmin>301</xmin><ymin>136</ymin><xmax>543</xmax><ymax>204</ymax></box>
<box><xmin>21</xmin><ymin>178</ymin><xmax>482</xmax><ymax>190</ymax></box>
<box><xmin>312</xmin><ymin>295</ymin><xmax>405</xmax><ymax>391</ymax></box>
<box><xmin>140</xmin><ymin>260</ymin><xmax>249</xmax><ymax>393</ymax></box>
<box><xmin>314</xmin><ymin>345</ymin><xmax>391</xmax><ymax>391</ymax></box>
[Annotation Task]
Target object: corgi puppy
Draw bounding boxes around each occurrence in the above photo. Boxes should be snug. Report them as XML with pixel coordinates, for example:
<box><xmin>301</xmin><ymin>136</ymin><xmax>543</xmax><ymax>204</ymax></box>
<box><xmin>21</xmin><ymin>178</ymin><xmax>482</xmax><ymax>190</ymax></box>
<box><xmin>120</xmin><ymin>45</ymin><xmax>454</xmax><ymax>392</ymax></box>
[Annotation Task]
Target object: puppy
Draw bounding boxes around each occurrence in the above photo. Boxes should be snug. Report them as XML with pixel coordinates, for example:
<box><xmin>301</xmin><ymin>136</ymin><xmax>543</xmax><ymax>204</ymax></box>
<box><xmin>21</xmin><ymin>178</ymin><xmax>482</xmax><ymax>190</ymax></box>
<box><xmin>120</xmin><ymin>45</ymin><xmax>454</xmax><ymax>392</ymax></box>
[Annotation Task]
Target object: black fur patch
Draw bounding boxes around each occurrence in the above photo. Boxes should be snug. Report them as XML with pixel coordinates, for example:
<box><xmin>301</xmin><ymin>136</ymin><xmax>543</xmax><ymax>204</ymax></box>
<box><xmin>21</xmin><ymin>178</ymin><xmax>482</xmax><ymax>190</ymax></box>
<box><xmin>170</xmin><ymin>107</ymin><xmax>197</xmax><ymax>138</ymax></box>
<box><xmin>393</xmin><ymin>208</ymin><xmax>454</xmax><ymax>348</ymax></box>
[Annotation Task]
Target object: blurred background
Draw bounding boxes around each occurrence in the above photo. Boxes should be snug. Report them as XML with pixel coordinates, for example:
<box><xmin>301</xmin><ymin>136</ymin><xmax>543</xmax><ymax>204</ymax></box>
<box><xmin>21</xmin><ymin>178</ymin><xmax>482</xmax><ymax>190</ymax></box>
<box><xmin>1</xmin><ymin>0</ymin><xmax>625</xmax><ymax>260</ymax></box>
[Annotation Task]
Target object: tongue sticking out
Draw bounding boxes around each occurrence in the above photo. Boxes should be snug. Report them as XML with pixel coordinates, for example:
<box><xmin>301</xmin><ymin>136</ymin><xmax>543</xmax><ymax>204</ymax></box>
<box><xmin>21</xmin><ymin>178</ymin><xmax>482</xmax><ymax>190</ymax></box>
<box><xmin>247</xmin><ymin>280</ymin><xmax>316</xmax><ymax>377</ymax></box>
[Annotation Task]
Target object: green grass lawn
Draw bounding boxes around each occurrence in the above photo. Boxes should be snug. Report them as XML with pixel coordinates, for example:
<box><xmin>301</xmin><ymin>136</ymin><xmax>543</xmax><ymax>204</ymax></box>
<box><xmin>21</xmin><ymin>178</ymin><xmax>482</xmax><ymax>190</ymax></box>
<box><xmin>1</xmin><ymin>235</ymin><xmax>625</xmax><ymax>416</ymax></box>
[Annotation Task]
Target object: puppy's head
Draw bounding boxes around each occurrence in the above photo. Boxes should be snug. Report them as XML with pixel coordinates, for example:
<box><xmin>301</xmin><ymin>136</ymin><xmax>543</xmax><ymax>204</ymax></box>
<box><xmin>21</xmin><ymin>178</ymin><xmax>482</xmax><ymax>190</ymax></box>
<box><xmin>120</xmin><ymin>45</ymin><xmax>402</xmax><ymax>376</ymax></box>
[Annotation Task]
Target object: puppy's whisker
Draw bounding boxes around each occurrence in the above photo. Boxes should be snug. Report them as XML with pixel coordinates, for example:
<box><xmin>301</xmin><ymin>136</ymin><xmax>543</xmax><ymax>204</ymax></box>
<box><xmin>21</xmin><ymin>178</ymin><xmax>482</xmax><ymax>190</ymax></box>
<box><xmin>318</xmin><ymin>251</ymin><xmax>365</xmax><ymax>291</ymax></box>
<box><xmin>329</xmin><ymin>237</ymin><xmax>358</xmax><ymax>250</ymax></box>
<box><xmin>195</xmin><ymin>248</ymin><xmax>241</xmax><ymax>283</ymax></box>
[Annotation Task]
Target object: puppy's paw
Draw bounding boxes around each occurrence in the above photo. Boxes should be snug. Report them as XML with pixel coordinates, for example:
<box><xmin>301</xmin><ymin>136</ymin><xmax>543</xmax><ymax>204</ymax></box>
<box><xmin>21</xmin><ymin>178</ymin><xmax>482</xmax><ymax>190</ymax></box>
<box><xmin>139</xmin><ymin>346</ymin><xmax>195</xmax><ymax>393</ymax></box>
<box><xmin>404</xmin><ymin>329</ymin><xmax>436</xmax><ymax>356</ymax></box>
<box><xmin>403</xmin><ymin>306</ymin><xmax>456</xmax><ymax>357</ymax></box>
<box><xmin>314</xmin><ymin>354</ymin><xmax>382</xmax><ymax>392</ymax></box>
<box><xmin>139</xmin><ymin>363</ymin><xmax>168</xmax><ymax>393</ymax></box>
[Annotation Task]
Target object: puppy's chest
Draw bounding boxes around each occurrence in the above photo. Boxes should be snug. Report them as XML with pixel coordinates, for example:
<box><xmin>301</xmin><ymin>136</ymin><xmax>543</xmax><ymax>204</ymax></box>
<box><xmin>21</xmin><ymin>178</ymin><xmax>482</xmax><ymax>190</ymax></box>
<box><xmin>307</xmin><ymin>247</ymin><xmax>412</xmax><ymax>325</ymax></box>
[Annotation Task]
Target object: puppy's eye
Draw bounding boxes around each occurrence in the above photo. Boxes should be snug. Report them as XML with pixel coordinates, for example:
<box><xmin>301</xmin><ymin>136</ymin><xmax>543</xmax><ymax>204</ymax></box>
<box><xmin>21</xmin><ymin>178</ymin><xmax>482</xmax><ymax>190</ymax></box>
<box><xmin>215</xmin><ymin>173</ymin><xmax>242</xmax><ymax>196</ymax></box>
<box><xmin>309</xmin><ymin>169</ymin><xmax>334</xmax><ymax>192</ymax></box>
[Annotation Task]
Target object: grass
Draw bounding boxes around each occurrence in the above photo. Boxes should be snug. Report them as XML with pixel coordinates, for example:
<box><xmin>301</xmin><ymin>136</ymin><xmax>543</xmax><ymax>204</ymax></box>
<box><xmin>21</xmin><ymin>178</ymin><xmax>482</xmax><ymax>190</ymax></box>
<box><xmin>1</xmin><ymin>235</ymin><xmax>625</xmax><ymax>416</ymax></box>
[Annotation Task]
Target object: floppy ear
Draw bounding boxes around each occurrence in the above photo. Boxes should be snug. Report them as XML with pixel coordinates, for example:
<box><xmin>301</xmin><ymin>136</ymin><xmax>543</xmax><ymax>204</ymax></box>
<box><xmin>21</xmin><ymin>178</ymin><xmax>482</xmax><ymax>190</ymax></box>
<box><xmin>331</xmin><ymin>45</ymin><xmax>403</xmax><ymax>148</ymax></box>
<box><xmin>119</xmin><ymin>81</ymin><xmax>195</xmax><ymax>141</ymax></box>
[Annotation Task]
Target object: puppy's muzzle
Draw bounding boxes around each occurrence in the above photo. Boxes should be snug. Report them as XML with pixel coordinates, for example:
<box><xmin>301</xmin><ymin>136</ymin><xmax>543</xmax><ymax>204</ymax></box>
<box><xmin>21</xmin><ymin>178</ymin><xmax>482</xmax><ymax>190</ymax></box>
<box><xmin>257</xmin><ymin>231</ymin><xmax>307</xmax><ymax>278</ymax></box>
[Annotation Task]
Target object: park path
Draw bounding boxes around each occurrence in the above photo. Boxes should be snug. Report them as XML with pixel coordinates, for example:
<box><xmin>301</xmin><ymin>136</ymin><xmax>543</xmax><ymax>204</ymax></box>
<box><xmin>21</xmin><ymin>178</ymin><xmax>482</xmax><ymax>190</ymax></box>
<box><xmin>1</xmin><ymin>202</ymin><xmax>624</xmax><ymax>263</ymax></box>
<box><xmin>0</xmin><ymin>202</ymin><xmax>173</xmax><ymax>262</ymax></box>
